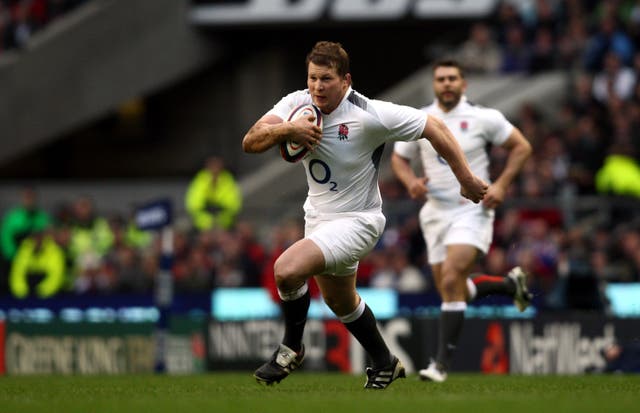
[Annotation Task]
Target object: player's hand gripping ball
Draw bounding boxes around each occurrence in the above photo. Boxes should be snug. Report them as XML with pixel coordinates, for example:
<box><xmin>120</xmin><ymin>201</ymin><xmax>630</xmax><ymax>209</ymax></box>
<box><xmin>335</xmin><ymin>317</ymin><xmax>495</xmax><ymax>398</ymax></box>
<box><xmin>280</xmin><ymin>104</ymin><xmax>323</xmax><ymax>163</ymax></box>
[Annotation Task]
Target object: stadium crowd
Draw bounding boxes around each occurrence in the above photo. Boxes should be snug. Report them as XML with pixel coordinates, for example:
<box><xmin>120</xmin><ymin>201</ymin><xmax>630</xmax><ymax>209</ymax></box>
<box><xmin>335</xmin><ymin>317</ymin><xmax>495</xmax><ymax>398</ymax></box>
<box><xmin>1</xmin><ymin>0</ymin><xmax>640</xmax><ymax>313</ymax></box>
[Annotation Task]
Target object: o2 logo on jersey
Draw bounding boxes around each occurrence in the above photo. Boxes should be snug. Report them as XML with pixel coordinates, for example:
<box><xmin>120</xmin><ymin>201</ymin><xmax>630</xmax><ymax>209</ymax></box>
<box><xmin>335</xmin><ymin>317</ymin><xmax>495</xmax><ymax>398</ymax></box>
<box><xmin>338</xmin><ymin>124</ymin><xmax>349</xmax><ymax>140</ymax></box>
<box><xmin>437</xmin><ymin>155</ymin><xmax>448</xmax><ymax>165</ymax></box>
<box><xmin>309</xmin><ymin>159</ymin><xmax>338</xmax><ymax>191</ymax></box>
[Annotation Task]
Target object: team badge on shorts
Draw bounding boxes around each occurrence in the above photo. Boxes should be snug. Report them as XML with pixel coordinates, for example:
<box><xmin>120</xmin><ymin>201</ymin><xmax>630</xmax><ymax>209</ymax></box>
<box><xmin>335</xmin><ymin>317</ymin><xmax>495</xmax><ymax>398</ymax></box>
<box><xmin>338</xmin><ymin>123</ymin><xmax>349</xmax><ymax>140</ymax></box>
<box><xmin>460</xmin><ymin>121</ymin><xmax>468</xmax><ymax>132</ymax></box>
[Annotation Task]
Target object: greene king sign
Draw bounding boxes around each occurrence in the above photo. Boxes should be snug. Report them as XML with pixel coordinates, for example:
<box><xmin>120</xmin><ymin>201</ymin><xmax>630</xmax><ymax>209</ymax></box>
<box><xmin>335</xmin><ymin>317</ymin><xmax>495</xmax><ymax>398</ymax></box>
<box><xmin>190</xmin><ymin>0</ymin><xmax>498</xmax><ymax>25</ymax></box>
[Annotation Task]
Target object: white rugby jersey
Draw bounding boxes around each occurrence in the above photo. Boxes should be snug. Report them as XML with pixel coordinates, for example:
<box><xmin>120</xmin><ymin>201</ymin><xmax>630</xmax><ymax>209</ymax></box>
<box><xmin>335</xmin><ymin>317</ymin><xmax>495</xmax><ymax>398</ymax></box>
<box><xmin>268</xmin><ymin>87</ymin><xmax>427</xmax><ymax>214</ymax></box>
<box><xmin>394</xmin><ymin>97</ymin><xmax>513</xmax><ymax>208</ymax></box>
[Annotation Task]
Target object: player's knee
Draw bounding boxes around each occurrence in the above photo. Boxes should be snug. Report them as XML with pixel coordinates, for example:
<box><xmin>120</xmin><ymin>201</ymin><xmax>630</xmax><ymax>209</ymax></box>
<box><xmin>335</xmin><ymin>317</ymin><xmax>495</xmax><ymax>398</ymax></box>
<box><xmin>273</xmin><ymin>256</ymin><xmax>300</xmax><ymax>289</ymax></box>
<box><xmin>440</xmin><ymin>274</ymin><xmax>459</xmax><ymax>297</ymax></box>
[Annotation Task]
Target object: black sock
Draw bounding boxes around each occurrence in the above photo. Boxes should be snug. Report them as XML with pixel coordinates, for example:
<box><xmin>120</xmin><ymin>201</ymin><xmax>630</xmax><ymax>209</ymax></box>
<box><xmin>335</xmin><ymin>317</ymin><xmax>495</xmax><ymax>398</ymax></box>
<box><xmin>471</xmin><ymin>274</ymin><xmax>516</xmax><ymax>300</ymax></box>
<box><xmin>343</xmin><ymin>304</ymin><xmax>392</xmax><ymax>369</ymax></box>
<box><xmin>281</xmin><ymin>289</ymin><xmax>311</xmax><ymax>352</ymax></box>
<box><xmin>436</xmin><ymin>309</ymin><xmax>465</xmax><ymax>370</ymax></box>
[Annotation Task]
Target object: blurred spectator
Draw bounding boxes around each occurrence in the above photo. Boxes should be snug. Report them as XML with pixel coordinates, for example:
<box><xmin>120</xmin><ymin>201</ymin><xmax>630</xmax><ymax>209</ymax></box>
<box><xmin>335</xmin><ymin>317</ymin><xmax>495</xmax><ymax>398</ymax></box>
<box><xmin>212</xmin><ymin>229</ymin><xmax>246</xmax><ymax>288</ymax></box>
<box><xmin>603</xmin><ymin>341</ymin><xmax>640</xmax><ymax>373</ymax></box>
<box><xmin>369</xmin><ymin>247</ymin><xmax>428</xmax><ymax>293</ymax></box>
<box><xmin>235</xmin><ymin>220</ymin><xmax>266</xmax><ymax>287</ymax></box>
<box><xmin>116</xmin><ymin>253</ymin><xmax>145</xmax><ymax>289</ymax></box>
<box><xmin>456</xmin><ymin>22</ymin><xmax>502</xmax><ymax>74</ymax></box>
<box><xmin>583</xmin><ymin>15</ymin><xmax>634</xmax><ymax>72</ymax></box>
<box><xmin>119</xmin><ymin>211</ymin><xmax>153</xmax><ymax>250</ymax></box>
<box><xmin>566</xmin><ymin>72</ymin><xmax>604</xmax><ymax>119</ymax></box>
<box><xmin>500</xmin><ymin>23</ymin><xmax>532</xmax><ymax>73</ymax></box>
<box><xmin>179</xmin><ymin>242</ymin><xmax>215</xmax><ymax>291</ymax></box>
<box><xmin>493</xmin><ymin>1</ymin><xmax>524</xmax><ymax>45</ymax></box>
<box><xmin>1</xmin><ymin>186</ymin><xmax>51</xmax><ymax>261</ymax></box>
<box><xmin>510</xmin><ymin>217</ymin><xmax>560</xmax><ymax>294</ymax></box>
<box><xmin>0</xmin><ymin>186</ymin><xmax>51</xmax><ymax>292</ymax></box>
<box><xmin>595</xmin><ymin>144</ymin><xmax>640</xmax><ymax>197</ymax></box>
<box><xmin>590</xmin><ymin>0</ymin><xmax>636</xmax><ymax>27</ymax></box>
<box><xmin>526</xmin><ymin>0</ymin><xmax>560</xmax><ymax>35</ymax></box>
<box><xmin>614</xmin><ymin>226</ymin><xmax>640</xmax><ymax>281</ymax></box>
<box><xmin>103</xmin><ymin>217</ymin><xmax>150</xmax><ymax>293</ymax></box>
<box><xmin>185</xmin><ymin>156</ymin><xmax>242</xmax><ymax>231</ymax></box>
<box><xmin>529</xmin><ymin>27</ymin><xmax>557</xmax><ymax>72</ymax></box>
<box><xmin>9</xmin><ymin>226</ymin><xmax>67</xmax><ymax>299</ymax></box>
<box><xmin>367</xmin><ymin>249</ymin><xmax>394</xmax><ymax>289</ymax></box>
<box><xmin>67</xmin><ymin>196</ymin><xmax>115</xmax><ymax>291</ymax></box>
<box><xmin>391</xmin><ymin>253</ymin><xmax>428</xmax><ymax>293</ymax></box>
<box><xmin>557</xmin><ymin>16</ymin><xmax>590</xmax><ymax>69</ymax></box>
<box><xmin>591</xmin><ymin>51</ymin><xmax>636</xmax><ymax>102</ymax></box>
<box><xmin>485</xmin><ymin>246</ymin><xmax>510</xmax><ymax>276</ymax></box>
<box><xmin>565</xmin><ymin>115</ymin><xmax>606</xmax><ymax>194</ymax></box>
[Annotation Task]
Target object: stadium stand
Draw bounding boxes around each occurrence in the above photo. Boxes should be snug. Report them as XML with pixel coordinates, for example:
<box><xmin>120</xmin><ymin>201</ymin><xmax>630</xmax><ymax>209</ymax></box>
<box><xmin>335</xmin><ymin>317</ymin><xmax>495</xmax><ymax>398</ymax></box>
<box><xmin>0</xmin><ymin>0</ymin><xmax>639</xmax><ymax>318</ymax></box>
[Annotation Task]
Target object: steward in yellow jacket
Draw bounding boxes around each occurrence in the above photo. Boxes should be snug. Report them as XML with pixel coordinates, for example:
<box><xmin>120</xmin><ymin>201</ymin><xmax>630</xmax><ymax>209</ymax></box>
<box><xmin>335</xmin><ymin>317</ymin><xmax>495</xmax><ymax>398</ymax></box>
<box><xmin>9</xmin><ymin>231</ymin><xmax>67</xmax><ymax>299</ymax></box>
<box><xmin>595</xmin><ymin>154</ymin><xmax>640</xmax><ymax>197</ymax></box>
<box><xmin>185</xmin><ymin>156</ymin><xmax>242</xmax><ymax>230</ymax></box>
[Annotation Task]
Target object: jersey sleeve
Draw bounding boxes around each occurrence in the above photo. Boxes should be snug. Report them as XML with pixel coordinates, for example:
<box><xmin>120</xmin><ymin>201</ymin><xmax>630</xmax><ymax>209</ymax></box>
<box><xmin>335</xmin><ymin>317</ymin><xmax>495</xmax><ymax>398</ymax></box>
<box><xmin>393</xmin><ymin>140</ymin><xmax>420</xmax><ymax>161</ymax></box>
<box><xmin>371</xmin><ymin>100</ymin><xmax>427</xmax><ymax>142</ymax></box>
<box><xmin>483</xmin><ymin>108</ymin><xmax>514</xmax><ymax>145</ymax></box>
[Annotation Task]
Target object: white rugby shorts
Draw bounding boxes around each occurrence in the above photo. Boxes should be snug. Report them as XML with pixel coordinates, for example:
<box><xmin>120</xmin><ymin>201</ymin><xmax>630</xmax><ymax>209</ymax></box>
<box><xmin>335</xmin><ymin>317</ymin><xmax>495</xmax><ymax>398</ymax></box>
<box><xmin>305</xmin><ymin>210</ymin><xmax>386</xmax><ymax>276</ymax></box>
<box><xmin>419</xmin><ymin>202</ymin><xmax>494</xmax><ymax>264</ymax></box>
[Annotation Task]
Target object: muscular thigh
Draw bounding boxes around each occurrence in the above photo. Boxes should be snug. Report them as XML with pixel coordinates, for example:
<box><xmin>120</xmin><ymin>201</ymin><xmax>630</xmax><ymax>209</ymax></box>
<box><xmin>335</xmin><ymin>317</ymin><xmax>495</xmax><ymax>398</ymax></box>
<box><xmin>431</xmin><ymin>244</ymin><xmax>479</xmax><ymax>291</ymax></box>
<box><xmin>306</xmin><ymin>211</ymin><xmax>385</xmax><ymax>276</ymax></box>
<box><xmin>275</xmin><ymin>238</ymin><xmax>326</xmax><ymax>280</ymax></box>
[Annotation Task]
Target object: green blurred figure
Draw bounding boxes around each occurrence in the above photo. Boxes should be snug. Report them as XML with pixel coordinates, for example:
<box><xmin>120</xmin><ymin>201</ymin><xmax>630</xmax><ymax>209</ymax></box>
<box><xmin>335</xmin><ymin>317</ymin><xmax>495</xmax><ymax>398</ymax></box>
<box><xmin>185</xmin><ymin>156</ymin><xmax>243</xmax><ymax>231</ymax></box>
<box><xmin>1</xmin><ymin>186</ymin><xmax>51</xmax><ymax>261</ymax></box>
<box><xmin>1</xmin><ymin>187</ymin><xmax>51</xmax><ymax>294</ymax></box>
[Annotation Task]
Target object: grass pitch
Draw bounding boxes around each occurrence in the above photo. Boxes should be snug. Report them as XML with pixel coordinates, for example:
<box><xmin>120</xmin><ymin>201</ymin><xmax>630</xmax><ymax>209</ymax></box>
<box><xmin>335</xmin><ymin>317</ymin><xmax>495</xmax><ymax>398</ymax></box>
<box><xmin>1</xmin><ymin>372</ymin><xmax>639</xmax><ymax>413</ymax></box>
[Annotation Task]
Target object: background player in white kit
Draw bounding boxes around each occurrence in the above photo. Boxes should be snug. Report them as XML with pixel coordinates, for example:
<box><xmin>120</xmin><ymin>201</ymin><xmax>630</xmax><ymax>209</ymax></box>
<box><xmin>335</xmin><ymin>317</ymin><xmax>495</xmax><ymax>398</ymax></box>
<box><xmin>243</xmin><ymin>42</ymin><xmax>488</xmax><ymax>389</ymax></box>
<box><xmin>392</xmin><ymin>59</ymin><xmax>533</xmax><ymax>383</ymax></box>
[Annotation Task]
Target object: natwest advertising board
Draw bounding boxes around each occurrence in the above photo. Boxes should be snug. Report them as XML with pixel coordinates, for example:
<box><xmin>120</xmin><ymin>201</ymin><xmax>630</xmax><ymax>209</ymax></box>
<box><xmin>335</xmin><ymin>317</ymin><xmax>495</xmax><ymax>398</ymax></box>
<box><xmin>207</xmin><ymin>315</ymin><xmax>640</xmax><ymax>375</ymax></box>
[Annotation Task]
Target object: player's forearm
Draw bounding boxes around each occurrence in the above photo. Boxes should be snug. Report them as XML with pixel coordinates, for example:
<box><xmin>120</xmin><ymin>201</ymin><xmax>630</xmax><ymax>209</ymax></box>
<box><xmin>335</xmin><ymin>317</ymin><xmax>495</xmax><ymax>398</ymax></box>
<box><xmin>494</xmin><ymin>136</ymin><xmax>532</xmax><ymax>189</ymax></box>
<box><xmin>242</xmin><ymin>121</ymin><xmax>290</xmax><ymax>153</ymax></box>
<box><xmin>423</xmin><ymin>116</ymin><xmax>474</xmax><ymax>184</ymax></box>
<box><xmin>391</xmin><ymin>153</ymin><xmax>417</xmax><ymax>190</ymax></box>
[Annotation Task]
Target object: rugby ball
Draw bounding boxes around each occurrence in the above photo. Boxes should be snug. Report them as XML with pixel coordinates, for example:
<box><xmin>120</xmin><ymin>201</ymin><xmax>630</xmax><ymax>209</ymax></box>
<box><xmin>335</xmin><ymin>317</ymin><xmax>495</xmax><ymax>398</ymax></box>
<box><xmin>279</xmin><ymin>103</ymin><xmax>323</xmax><ymax>163</ymax></box>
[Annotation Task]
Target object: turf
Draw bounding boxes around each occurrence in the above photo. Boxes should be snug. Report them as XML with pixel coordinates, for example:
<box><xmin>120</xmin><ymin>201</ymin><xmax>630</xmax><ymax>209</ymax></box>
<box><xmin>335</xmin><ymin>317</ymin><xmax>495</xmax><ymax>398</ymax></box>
<box><xmin>1</xmin><ymin>373</ymin><xmax>639</xmax><ymax>413</ymax></box>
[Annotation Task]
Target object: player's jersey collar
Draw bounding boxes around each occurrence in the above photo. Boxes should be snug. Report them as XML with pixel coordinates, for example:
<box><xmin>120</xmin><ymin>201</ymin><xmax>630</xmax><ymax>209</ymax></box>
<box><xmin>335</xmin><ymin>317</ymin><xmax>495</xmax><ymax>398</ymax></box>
<box><xmin>432</xmin><ymin>95</ymin><xmax>470</xmax><ymax>116</ymax></box>
<box><xmin>336</xmin><ymin>86</ymin><xmax>354</xmax><ymax>112</ymax></box>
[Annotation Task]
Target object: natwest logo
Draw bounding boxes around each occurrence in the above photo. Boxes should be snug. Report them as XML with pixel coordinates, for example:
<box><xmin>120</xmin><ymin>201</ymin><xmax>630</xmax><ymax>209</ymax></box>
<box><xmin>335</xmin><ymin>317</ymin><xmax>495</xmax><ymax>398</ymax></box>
<box><xmin>190</xmin><ymin>0</ymin><xmax>498</xmax><ymax>25</ymax></box>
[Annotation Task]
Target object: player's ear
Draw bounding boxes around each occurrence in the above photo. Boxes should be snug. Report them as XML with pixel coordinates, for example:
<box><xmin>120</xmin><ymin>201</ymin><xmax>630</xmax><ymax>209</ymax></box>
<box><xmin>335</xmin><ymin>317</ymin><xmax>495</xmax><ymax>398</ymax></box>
<box><xmin>344</xmin><ymin>73</ymin><xmax>352</xmax><ymax>85</ymax></box>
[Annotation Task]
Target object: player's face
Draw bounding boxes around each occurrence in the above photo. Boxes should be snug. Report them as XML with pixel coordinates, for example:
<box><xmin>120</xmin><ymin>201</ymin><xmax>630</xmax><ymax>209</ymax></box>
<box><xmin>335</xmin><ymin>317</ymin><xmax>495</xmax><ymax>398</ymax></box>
<box><xmin>433</xmin><ymin>66</ymin><xmax>466</xmax><ymax>111</ymax></box>
<box><xmin>307</xmin><ymin>62</ymin><xmax>351</xmax><ymax>114</ymax></box>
